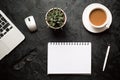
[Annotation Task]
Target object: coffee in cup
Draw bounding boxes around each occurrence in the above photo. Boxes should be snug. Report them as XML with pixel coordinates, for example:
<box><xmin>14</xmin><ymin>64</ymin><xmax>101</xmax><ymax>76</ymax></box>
<box><xmin>89</xmin><ymin>8</ymin><xmax>108</xmax><ymax>28</ymax></box>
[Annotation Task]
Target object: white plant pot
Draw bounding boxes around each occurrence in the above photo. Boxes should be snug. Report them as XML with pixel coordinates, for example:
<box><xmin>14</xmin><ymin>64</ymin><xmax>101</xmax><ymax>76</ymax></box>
<box><xmin>45</xmin><ymin>8</ymin><xmax>67</xmax><ymax>29</ymax></box>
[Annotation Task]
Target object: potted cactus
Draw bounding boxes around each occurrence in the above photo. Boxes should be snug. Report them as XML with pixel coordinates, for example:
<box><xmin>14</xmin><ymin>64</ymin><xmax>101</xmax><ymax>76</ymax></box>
<box><xmin>45</xmin><ymin>8</ymin><xmax>67</xmax><ymax>29</ymax></box>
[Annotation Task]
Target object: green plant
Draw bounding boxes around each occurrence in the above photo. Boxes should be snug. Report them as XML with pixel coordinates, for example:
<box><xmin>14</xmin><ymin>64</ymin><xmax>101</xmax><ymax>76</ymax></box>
<box><xmin>47</xmin><ymin>8</ymin><xmax>65</xmax><ymax>28</ymax></box>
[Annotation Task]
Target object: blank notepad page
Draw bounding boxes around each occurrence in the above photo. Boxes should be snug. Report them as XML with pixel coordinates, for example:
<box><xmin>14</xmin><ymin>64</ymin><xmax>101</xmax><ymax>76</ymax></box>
<box><xmin>47</xmin><ymin>42</ymin><xmax>91</xmax><ymax>74</ymax></box>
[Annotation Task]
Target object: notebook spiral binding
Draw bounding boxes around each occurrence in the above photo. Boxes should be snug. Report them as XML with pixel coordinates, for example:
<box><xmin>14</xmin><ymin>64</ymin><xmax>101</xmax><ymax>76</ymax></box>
<box><xmin>48</xmin><ymin>42</ymin><xmax>91</xmax><ymax>45</ymax></box>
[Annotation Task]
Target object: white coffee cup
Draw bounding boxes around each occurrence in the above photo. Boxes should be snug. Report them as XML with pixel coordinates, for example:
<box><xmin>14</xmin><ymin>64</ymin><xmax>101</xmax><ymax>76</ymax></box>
<box><xmin>88</xmin><ymin>5</ymin><xmax>109</xmax><ymax>29</ymax></box>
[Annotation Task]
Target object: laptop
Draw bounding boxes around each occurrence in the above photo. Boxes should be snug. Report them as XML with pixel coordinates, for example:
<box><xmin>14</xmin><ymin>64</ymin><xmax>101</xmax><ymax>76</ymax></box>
<box><xmin>0</xmin><ymin>10</ymin><xmax>25</xmax><ymax>60</ymax></box>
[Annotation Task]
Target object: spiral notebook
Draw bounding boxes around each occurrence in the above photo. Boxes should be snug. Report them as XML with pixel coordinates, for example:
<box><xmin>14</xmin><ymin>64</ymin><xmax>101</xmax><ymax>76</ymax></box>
<box><xmin>47</xmin><ymin>42</ymin><xmax>91</xmax><ymax>74</ymax></box>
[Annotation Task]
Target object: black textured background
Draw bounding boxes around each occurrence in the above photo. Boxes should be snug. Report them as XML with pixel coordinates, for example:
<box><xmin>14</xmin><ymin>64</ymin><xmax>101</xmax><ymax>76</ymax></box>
<box><xmin>0</xmin><ymin>0</ymin><xmax>120</xmax><ymax>80</ymax></box>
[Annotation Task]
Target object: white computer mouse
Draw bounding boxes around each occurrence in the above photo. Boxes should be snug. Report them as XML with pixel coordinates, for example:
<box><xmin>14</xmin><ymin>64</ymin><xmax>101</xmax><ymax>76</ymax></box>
<box><xmin>24</xmin><ymin>16</ymin><xmax>37</xmax><ymax>32</ymax></box>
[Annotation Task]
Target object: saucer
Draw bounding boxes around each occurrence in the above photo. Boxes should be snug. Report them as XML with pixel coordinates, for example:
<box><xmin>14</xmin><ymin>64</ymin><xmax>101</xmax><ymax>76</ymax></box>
<box><xmin>82</xmin><ymin>3</ymin><xmax>112</xmax><ymax>33</ymax></box>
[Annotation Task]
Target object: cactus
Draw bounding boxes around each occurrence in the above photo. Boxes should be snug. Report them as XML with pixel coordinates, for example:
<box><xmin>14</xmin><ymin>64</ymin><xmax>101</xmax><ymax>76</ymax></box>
<box><xmin>47</xmin><ymin>8</ymin><xmax>65</xmax><ymax>28</ymax></box>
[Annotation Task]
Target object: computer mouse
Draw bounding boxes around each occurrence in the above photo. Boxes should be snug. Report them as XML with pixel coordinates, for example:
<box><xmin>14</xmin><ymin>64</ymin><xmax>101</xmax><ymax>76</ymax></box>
<box><xmin>24</xmin><ymin>16</ymin><xmax>37</xmax><ymax>32</ymax></box>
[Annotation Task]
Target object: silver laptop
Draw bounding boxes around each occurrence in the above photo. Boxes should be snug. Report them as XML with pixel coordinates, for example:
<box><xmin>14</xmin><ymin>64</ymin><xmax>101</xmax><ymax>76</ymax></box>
<box><xmin>0</xmin><ymin>10</ymin><xmax>25</xmax><ymax>60</ymax></box>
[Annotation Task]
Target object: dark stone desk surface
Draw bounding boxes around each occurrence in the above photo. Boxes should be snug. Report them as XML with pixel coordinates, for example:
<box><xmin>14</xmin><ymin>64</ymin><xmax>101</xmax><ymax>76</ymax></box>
<box><xmin>0</xmin><ymin>0</ymin><xmax>120</xmax><ymax>80</ymax></box>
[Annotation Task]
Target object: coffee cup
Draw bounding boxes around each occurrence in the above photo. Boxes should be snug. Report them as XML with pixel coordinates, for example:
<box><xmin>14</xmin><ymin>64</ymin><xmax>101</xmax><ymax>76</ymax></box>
<box><xmin>89</xmin><ymin>7</ymin><xmax>109</xmax><ymax>29</ymax></box>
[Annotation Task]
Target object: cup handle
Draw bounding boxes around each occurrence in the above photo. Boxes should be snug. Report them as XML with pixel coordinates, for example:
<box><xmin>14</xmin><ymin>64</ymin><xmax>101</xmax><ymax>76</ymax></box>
<box><xmin>106</xmin><ymin>25</ymin><xmax>110</xmax><ymax>29</ymax></box>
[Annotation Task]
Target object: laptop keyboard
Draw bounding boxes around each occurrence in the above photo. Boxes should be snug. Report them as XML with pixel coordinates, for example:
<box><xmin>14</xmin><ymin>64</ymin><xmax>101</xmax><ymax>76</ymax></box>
<box><xmin>0</xmin><ymin>14</ymin><xmax>13</xmax><ymax>39</ymax></box>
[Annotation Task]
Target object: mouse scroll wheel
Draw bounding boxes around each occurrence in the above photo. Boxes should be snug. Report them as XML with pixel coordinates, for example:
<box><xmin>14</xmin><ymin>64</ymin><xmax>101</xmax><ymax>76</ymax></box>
<box><xmin>28</xmin><ymin>18</ymin><xmax>30</xmax><ymax>21</ymax></box>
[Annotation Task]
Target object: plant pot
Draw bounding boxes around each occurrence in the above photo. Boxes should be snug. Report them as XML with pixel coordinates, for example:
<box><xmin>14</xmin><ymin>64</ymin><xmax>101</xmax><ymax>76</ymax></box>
<box><xmin>45</xmin><ymin>8</ymin><xmax>67</xmax><ymax>29</ymax></box>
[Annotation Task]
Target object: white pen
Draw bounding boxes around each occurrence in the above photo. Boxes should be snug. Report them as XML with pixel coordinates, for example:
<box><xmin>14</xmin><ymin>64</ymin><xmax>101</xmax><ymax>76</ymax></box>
<box><xmin>102</xmin><ymin>45</ymin><xmax>110</xmax><ymax>71</ymax></box>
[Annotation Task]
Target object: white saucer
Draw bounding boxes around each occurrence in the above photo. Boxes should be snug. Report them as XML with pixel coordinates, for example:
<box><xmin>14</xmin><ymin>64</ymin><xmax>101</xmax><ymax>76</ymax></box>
<box><xmin>82</xmin><ymin>3</ymin><xmax>112</xmax><ymax>33</ymax></box>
